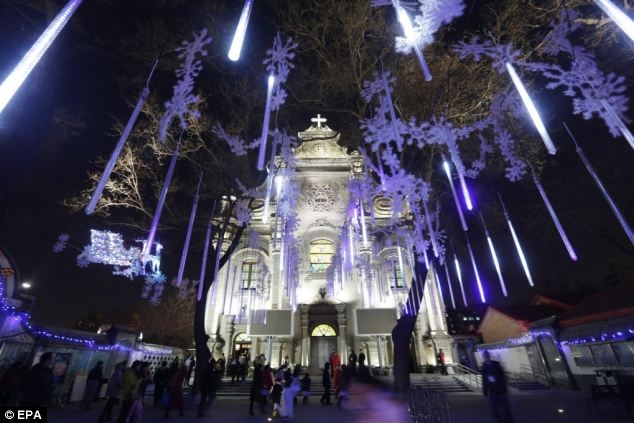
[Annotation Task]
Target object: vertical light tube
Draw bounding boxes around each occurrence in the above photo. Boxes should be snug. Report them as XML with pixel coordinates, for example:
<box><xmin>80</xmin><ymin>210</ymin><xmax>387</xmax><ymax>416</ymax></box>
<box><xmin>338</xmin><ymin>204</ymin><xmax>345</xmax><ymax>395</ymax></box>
<box><xmin>176</xmin><ymin>174</ymin><xmax>203</xmax><ymax>286</ymax></box>
<box><xmin>0</xmin><ymin>0</ymin><xmax>83</xmax><ymax>115</ymax></box>
<box><xmin>454</xmin><ymin>254</ymin><xmax>468</xmax><ymax>307</ymax></box>
<box><xmin>466</xmin><ymin>236</ymin><xmax>486</xmax><ymax>303</ymax></box>
<box><xmin>348</xmin><ymin>224</ymin><xmax>355</xmax><ymax>267</ymax></box>
<box><xmin>227</xmin><ymin>0</ymin><xmax>254</xmax><ymax>61</ymax></box>
<box><xmin>382</xmin><ymin>71</ymin><xmax>401</xmax><ymax>145</ymax></box>
<box><xmin>227</xmin><ymin>265</ymin><xmax>238</xmax><ymax>315</ymax></box>
<box><xmin>197</xmin><ymin>219</ymin><xmax>213</xmax><ymax>301</ymax></box>
<box><xmin>443</xmin><ymin>262</ymin><xmax>457</xmax><ymax>309</ymax></box>
<box><xmin>593</xmin><ymin>0</ymin><xmax>634</xmax><ymax>43</ymax></box>
<box><xmin>394</xmin><ymin>4</ymin><xmax>432</xmax><ymax>81</ymax></box>
<box><xmin>499</xmin><ymin>195</ymin><xmax>534</xmax><ymax>287</ymax></box>
<box><xmin>143</xmin><ymin>144</ymin><xmax>179</xmax><ymax>256</ymax></box>
<box><xmin>262</xmin><ymin>139</ymin><xmax>279</xmax><ymax>224</ymax></box>
<box><xmin>422</xmin><ymin>199</ymin><xmax>440</xmax><ymax>257</ymax></box>
<box><xmin>359</xmin><ymin>201</ymin><xmax>369</xmax><ymax>245</ymax></box>
<box><xmin>443</xmin><ymin>160</ymin><xmax>468</xmax><ymax>231</ymax></box>
<box><xmin>533</xmin><ymin>175</ymin><xmax>578</xmax><ymax>261</ymax></box>
<box><xmin>257</xmin><ymin>75</ymin><xmax>275</xmax><ymax>170</ymax></box>
<box><xmin>480</xmin><ymin>213</ymin><xmax>508</xmax><ymax>297</ymax></box>
<box><xmin>505</xmin><ymin>62</ymin><xmax>556</xmax><ymax>155</ymax></box>
<box><xmin>563</xmin><ymin>124</ymin><xmax>634</xmax><ymax>244</ymax></box>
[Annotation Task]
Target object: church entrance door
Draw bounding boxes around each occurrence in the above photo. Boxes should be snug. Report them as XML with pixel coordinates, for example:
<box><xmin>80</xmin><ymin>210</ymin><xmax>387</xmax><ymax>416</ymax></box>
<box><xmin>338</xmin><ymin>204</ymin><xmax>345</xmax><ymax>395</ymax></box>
<box><xmin>309</xmin><ymin>323</ymin><xmax>337</xmax><ymax>374</ymax></box>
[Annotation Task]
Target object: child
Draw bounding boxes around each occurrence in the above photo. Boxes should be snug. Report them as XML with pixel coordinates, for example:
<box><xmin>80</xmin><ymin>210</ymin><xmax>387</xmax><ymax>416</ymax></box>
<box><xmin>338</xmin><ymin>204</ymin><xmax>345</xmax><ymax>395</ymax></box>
<box><xmin>300</xmin><ymin>373</ymin><xmax>311</xmax><ymax>405</ymax></box>
<box><xmin>272</xmin><ymin>377</ymin><xmax>283</xmax><ymax>418</ymax></box>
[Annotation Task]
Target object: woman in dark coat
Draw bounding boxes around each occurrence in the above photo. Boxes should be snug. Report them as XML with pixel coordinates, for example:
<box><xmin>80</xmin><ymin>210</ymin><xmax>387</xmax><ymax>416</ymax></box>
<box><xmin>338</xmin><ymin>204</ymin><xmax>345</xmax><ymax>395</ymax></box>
<box><xmin>320</xmin><ymin>362</ymin><xmax>331</xmax><ymax>405</ymax></box>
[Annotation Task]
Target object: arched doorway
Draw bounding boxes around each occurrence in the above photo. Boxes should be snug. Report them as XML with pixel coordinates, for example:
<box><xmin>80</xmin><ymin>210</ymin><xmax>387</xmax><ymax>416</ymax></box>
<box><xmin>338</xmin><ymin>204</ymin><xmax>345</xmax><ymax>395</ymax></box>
<box><xmin>233</xmin><ymin>332</ymin><xmax>252</xmax><ymax>360</ymax></box>
<box><xmin>310</xmin><ymin>323</ymin><xmax>337</xmax><ymax>373</ymax></box>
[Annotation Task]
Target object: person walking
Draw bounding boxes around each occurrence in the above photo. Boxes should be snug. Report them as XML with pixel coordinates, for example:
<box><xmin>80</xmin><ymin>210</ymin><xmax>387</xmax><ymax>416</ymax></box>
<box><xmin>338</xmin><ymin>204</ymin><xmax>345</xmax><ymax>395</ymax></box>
<box><xmin>300</xmin><ymin>373</ymin><xmax>311</xmax><ymax>405</ymax></box>
<box><xmin>185</xmin><ymin>358</ymin><xmax>195</xmax><ymax>387</ymax></box>
<box><xmin>153</xmin><ymin>361</ymin><xmax>169</xmax><ymax>407</ymax></box>
<box><xmin>337</xmin><ymin>365</ymin><xmax>352</xmax><ymax>409</ymax></box>
<box><xmin>99</xmin><ymin>361</ymin><xmax>124</xmax><ymax>422</ymax></box>
<box><xmin>20</xmin><ymin>352</ymin><xmax>53</xmax><ymax>408</ymax></box>
<box><xmin>320</xmin><ymin>362</ymin><xmax>331</xmax><ymax>405</ymax></box>
<box><xmin>262</xmin><ymin>364</ymin><xmax>273</xmax><ymax>404</ymax></box>
<box><xmin>358</xmin><ymin>350</ymin><xmax>366</xmax><ymax>368</ymax></box>
<box><xmin>249</xmin><ymin>362</ymin><xmax>265</xmax><ymax>415</ymax></box>
<box><xmin>437</xmin><ymin>349</ymin><xmax>447</xmax><ymax>375</ymax></box>
<box><xmin>281</xmin><ymin>368</ymin><xmax>301</xmax><ymax>419</ymax></box>
<box><xmin>84</xmin><ymin>361</ymin><xmax>105</xmax><ymax>409</ymax></box>
<box><xmin>197</xmin><ymin>359</ymin><xmax>216</xmax><ymax>418</ymax></box>
<box><xmin>333</xmin><ymin>365</ymin><xmax>342</xmax><ymax>400</ymax></box>
<box><xmin>229</xmin><ymin>357</ymin><xmax>238</xmax><ymax>385</ymax></box>
<box><xmin>481</xmin><ymin>351</ymin><xmax>514</xmax><ymax>423</ymax></box>
<box><xmin>137</xmin><ymin>362</ymin><xmax>151</xmax><ymax>404</ymax></box>
<box><xmin>115</xmin><ymin>361</ymin><xmax>142</xmax><ymax>423</ymax></box>
<box><xmin>164</xmin><ymin>364</ymin><xmax>186</xmax><ymax>418</ymax></box>
<box><xmin>348</xmin><ymin>350</ymin><xmax>357</xmax><ymax>376</ymax></box>
<box><xmin>0</xmin><ymin>361</ymin><xmax>25</xmax><ymax>406</ymax></box>
<box><xmin>271</xmin><ymin>377</ymin><xmax>283</xmax><ymax>418</ymax></box>
<box><xmin>329</xmin><ymin>349</ymin><xmax>340</xmax><ymax>379</ymax></box>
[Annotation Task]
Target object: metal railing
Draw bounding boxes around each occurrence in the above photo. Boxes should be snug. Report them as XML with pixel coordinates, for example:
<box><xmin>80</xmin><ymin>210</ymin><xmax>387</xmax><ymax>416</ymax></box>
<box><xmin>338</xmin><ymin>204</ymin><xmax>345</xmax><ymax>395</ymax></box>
<box><xmin>408</xmin><ymin>386</ymin><xmax>452</xmax><ymax>423</ymax></box>
<box><xmin>508</xmin><ymin>364</ymin><xmax>549</xmax><ymax>386</ymax></box>
<box><xmin>448</xmin><ymin>363</ymin><xmax>482</xmax><ymax>390</ymax></box>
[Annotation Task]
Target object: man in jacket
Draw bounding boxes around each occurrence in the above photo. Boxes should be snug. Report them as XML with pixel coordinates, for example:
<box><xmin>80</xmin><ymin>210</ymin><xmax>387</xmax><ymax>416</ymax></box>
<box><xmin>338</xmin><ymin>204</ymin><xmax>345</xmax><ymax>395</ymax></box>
<box><xmin>20</xmin><ymin>353</ymin><xmax>53</xmax><ymax>407</ymax></box>
<box><xmin>115</xmin><ymin>361</ymin><xmax>142</xmax><ymax>423</ymax></box>
<box><xmin>481</xmin><ymin>351</ymin><xmax>514</xmax><ymax>423</ymax></box>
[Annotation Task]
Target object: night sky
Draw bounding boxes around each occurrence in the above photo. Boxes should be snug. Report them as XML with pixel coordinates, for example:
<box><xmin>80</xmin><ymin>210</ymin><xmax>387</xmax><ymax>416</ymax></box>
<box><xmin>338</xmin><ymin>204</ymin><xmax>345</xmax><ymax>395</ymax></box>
<box><xmin>0</xmin><ymin>0</ymin><xmax>632</xmax><ymax>330</ymax></box>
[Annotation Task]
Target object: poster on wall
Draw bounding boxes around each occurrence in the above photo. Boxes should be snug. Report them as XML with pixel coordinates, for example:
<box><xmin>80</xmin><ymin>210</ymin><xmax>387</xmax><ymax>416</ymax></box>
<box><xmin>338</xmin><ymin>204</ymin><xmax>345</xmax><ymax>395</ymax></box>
<box><xmin>52</xmin><ymin>353</ymin><xmax>72</xmax><ymax>385</ymax></box>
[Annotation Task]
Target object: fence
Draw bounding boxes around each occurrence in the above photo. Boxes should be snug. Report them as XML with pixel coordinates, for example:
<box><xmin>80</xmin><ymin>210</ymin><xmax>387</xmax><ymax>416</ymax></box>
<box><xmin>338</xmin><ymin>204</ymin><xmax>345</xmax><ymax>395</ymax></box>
<box><xmin>408</xmin><ymin>386</ymin><xmax>452</xmax><ymax>423</ymax></box>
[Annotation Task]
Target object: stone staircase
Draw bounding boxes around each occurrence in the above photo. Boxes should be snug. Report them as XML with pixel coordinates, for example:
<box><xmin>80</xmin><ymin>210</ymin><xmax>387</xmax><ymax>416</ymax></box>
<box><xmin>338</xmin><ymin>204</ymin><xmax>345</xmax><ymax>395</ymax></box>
<box><xmin>409</xmin><ymin>374</ymin><xmax>473</xmax><ymax>393</ymax></box>
<box><xmin>507</xmin><ymin>379</ymin><xmax>549</xmax><ymax>391</ymax></box>
<box><xmin>215</xmin><ymin>377</ymin><xmax>363</xmax><ymax>398</ymax></box>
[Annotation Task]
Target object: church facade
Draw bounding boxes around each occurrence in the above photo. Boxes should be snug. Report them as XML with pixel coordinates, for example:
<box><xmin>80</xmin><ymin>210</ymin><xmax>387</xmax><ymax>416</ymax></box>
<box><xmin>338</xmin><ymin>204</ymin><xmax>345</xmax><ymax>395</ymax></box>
<box><xmin>205</xmin><ymin>116</ymin><xmax>456</xmax><ymax>372</ymax></box>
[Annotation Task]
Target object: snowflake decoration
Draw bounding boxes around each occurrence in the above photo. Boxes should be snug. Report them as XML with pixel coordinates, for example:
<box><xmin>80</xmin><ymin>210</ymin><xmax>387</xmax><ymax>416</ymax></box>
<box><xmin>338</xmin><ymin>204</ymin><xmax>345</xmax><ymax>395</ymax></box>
<box><xmin>159</xmin><ymin>29</ymin><xmax>212</xmax><ymax>141</ymax></box>
<box><xmin>53</xmin><ymin>233</ymin><xmax>70</xmax><ymax>253</ymax></box>
<box><xmin>263</xmin><ymin>33</ymin><xmax>298</xmax><ymax>111</ymax></box>
<box><xmin>236</xmin><ymin>198</ymin><xmax>252</xmax><ymax>226</ymax></box>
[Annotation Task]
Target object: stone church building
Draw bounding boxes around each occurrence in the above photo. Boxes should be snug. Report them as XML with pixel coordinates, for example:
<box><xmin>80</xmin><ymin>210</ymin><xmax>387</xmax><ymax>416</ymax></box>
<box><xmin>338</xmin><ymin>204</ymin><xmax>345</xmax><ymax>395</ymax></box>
<box><xmin>205</xmin><ymin>116</ymin><xmax>456</xmax><ymax>372</ymax></box>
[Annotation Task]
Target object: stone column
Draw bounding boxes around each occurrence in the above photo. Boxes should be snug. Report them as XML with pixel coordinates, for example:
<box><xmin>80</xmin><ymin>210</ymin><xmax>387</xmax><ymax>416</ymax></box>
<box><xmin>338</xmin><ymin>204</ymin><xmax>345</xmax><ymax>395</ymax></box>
<box><xmin>335</xmin><ymin>304</ymin><xmax>347</xmax><ymax>359</ymax></box>
<box><xmin>299</xmin><ymin>305</ymin><xmax>310</xmax><ymax>367</ymax></box>
<box><xmin>270</xmin><ymin>244</ymin><xmax>282</xmax><ymax>309</ymax></box>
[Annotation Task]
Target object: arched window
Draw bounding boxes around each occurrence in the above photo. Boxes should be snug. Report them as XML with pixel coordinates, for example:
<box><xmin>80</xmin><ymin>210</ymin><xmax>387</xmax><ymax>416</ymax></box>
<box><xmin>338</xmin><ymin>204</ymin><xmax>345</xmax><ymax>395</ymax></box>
<box><xmin>309</xmin><ymin>239</ymin><xmax>334</xmax><ymax>273</ymax></box>
<box><xmin>386</xmin><ymin>256</ymin><xmax>404</xmax><ymax>289</ymax></box>
<box><xmin>235</xmin><ymin>332</ymin><xmax>251</xmax><ymax>343</ymax></box>
<box><xmin>241</xmin><ymin>261</ymin><xmax>260</xmax><ymax>289</ymax></box>
<box><xmin>311</xmin><ymin>324</ymin><xmax>336</xmax><ymax>337</ymax></box>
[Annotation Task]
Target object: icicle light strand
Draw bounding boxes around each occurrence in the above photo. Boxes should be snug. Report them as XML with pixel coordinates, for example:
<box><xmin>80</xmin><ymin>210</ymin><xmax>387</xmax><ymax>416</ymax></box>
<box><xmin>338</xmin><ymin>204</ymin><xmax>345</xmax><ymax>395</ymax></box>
<box><xmin>443</xmin><ymin>160</ymin><xmax>468</xmax><ymax>231</ymax></box>
<box><xmin>593</xmin><ymin>0</ymin><xmax>634</xmax><ymax>44</ymax></box>
<box><xmin>466</xmin><ymin>236</ymin><xmax>486</xmax><ymax>303</ymax></box>
<box><xmin>0</xmin><ymin>0</ymin><xmax>82</xmax><ymax>114</ymax></box>
<box><xmin>454</xmin><ymin>254</ymin><xmax>468</xmax><ymax>307</ymax></box>
<box><xmin>394</xmin><ymin>3</ymin><xmax>432</xmax><ymax>81</ymax></box>
<box><xmin>175</xmin><ymin>174</ymin><xmax>203</xmax><ymax>286</ymax></box>
<box><xmin>505</xmin><ymin>62</ymin><xmax>556</xmax><ymax>155</ymax></box>
<box><xmin>227</xmin><ymin>0</ymin><xmax>254</xmax><ymax>61</ymax></box>
<box><xmin>257</xmin><ymin>75</ymin><xmax>275</xmax><ymax>170</ymax></box>
<box><xmin>499</xmin><ymin>194</ymin><xmax>534</xmax><ymax>287</ymax></box>
<box><xmin>480</xmin><ymin>213</ymin><xmax>508</xmax><ymax>297</ymax></box>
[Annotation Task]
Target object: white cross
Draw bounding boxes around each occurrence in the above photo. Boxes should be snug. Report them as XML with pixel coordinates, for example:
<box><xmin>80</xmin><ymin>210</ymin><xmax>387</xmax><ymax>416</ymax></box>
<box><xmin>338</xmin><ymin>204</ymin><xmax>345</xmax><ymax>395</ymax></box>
<box><xmin>311</xmin><ymin>113</ymin><xmax>327</xmax><ymax>128</ymax></box>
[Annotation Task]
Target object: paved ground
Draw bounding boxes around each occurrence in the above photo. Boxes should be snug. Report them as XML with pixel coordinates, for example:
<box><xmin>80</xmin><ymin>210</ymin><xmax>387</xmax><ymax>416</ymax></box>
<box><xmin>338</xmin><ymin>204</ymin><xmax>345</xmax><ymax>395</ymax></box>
<box><xmin>47</xmin><ymin>376</ymin><xmax>632</xmax><ymax>422</ymax></box>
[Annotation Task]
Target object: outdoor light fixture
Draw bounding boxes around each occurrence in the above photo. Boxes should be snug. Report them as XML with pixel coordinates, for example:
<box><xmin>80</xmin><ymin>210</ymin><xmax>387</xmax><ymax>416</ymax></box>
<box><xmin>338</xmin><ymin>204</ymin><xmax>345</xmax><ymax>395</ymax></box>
<box><xmin>394</xmin><ymin>3</ymin><xmax>432</xmax><ymax>81</ymax></box>
<box><xmin>227</xmin><ymin>0</ymin><xmax>254</xmax><ymax>62</ymax></box>
<box><xmin>21</xmin><ymin>282</ymin><xmax>32</xmax><ymax>289</ymax></box>
<box><xmin>454</xmin><ymin>254</ymin><xmax>468</xmax><ymax>307</ymax></box>
<box><xmin>499</xmin><ymin>195</ymin><xmax>534</xmax><ymax>287</ymax></box>
<box><xmin>257</xmin><ymin>74</ymin><xmax>275</xmax><ymax>170</ymax></box>
<box><xmin>594</xmin><ymin>0</ymin><xmax>634</xmax><ymax>44</ymax></box>
<box><xmin>443</xmin><ymin>160</ymin><xmax>468</xmax><ymax>231</ymax></box>
<box><xmin>505</xmin><ymin>62</ymin><xmax>557</xmax><ymax>155</ymax></box>
<box><xmin>0</xmin><ymin>0</ymin><xmax>83</xmax><ymax>115</ymax></box>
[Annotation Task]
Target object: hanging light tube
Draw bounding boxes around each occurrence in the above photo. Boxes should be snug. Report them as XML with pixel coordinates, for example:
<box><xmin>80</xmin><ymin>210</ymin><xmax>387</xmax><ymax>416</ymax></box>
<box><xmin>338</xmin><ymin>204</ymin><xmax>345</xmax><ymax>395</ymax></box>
<box><xmin>176</xmin><ymin>174</ymin><xmax>203</xmax><ymax>286</ymax></box>
<box><xmin>563</xmin><ymin>122</ymin><xmax>634</xmax><ymax>245</ymax></box>
<box><xmin>532</xmin><ymin>173</ymin><xmax>578</xmax><ymax>261</ymax></box>
<box><xmin>600</xmin><ymin>99</ymin><xmax>634</xmax><ymax>151</ymax></box>
<box><xmin>454</xmin><ymin>254</ymin><xmax>468</xmax><ymax>307</ymax></box>
<box><xmin>593</xmin><ymin>0</ymin><xmax>634</xmax><ymax>44</ymax></box>
<box><xmin>227</xmin><ymin>0</ymin><xmax>254</xmax><ymax>61</ymax></box>
<box><xmin>393</xmin><ymin>2</ymin><xmax>432</xmax><ymax>81</ymax></box>
<box><xmin>443</xmin><ymin>262</ymin><xmax>457</xmax><ymax>309</ymax></box>
<box><xmin>443</xmin><ymin>159</ymin><xmax>468</xmax><ymax>230</ymax></box>
<box><xmin>257</xmin><ymin>74</ymin><xmax>275</xmax><ymax>170</ymax></box>
<box><xmin>479</xmin><ymin>213</ymin><xmax>508</xmax><ymax>297</ymax></box>
<box><xmin>0</xmin><ymin>0</ymin><xmax>83</xmax><ymax>115</ymax></box>
<box><xmin>505</xmin><ymin>62</ymin><xmax>557</xmax><ymax>155</ymax></box>
<box><xmin>499</xmin><ymin>194</ymin><xmax>534</xmax><ymax>287</ymax></box>
<box><xmin>466</xmin><ymin>236</ymin><xmax>486</xmax><ymax>303</ymax></box>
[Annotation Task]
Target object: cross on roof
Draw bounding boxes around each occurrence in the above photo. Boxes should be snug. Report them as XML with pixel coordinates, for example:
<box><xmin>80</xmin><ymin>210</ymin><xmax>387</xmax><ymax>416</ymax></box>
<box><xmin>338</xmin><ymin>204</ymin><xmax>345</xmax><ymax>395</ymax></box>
<box><xmin>311</xmin><ymin>113</ymin><xmax>327</xmax><ymax>128</ymax></box>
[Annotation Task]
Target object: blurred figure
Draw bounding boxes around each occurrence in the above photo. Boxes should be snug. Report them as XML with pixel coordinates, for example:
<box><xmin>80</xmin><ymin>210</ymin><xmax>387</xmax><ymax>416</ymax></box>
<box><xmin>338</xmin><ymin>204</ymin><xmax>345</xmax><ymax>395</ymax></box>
<box><xmin>281</xmin><ymin>367</ymin><xmax>301</xmax><ymax>419</ymax></box>
<box><xmin>164</xmin><ymin>364</ymin><xmax>186</xmax><ymax>418</ymax></box>
<box><xmin>99</xmin><ymin>361</ymin><xmax>125</xmax><ymax>422</ymax></box>
<box><xmin>262</xmin><ymin>364</ymin><xmax>273</xmax><ymax>403</ymax></box>
<box><xmin>20</xmin><ymin>352</ymin><xmax>53</xmax><ymax>407</ymax></box>
<box><xmin>338</xmin><ymin>364</ymin><xmax>352</xmax><ymax>409</ymax></box>
<box><xmin>300</xmin><ymin>373</ymin><xmax>311</xmax><ymax>405</ymax></box>
<box><xmin>197</xmin><ymin>359</ymin><xmax>217</xmax><ymax>418</ymax></box>
<box><xmin>271</xmin><ymin>376</ymin><xmax>283</xmax><ymax>418</ymax></box>
<box><xmin>115</xmin><ymin>361</ymin><xmax>142</xmax><ymax>423</ymax></box>
<box><xmin>358</xmin><ymin>350</ymin><xmax>366</xmax><ymax>368</ymax></box>
<box><xmin>229</xmin><ymin>356</ymin><xmax>238</xmax><ymax>385</ymax></box>
<box><xmin>0</xmin><ymin>361</ymin><xmax>25</xmax><ymax>406</ymax></box>
<box><xmin>329</xmin><ymin>349</ymin><xmax>340</xmax><ymax>379</ymax></box>
<box><xmin>185</xmin><ymin>357</ymin><xmax>195</xmax><ymax>387</ymax></box>
<box><xmin>153</xmin><ymin>361</ymin><xmax>169</xmax><ymax>407</ymax></box>
<box><xmin>320</xmin><ymin>362</ymin><xmax>331</xmax><ymax>405</ymax></box>
<box><xmin>333</xmin><ymin>365</ymin><xmax>342</xmax><ymax>399</ymax></box>
<box><xmin>348</xmin><ymin>350</ymin><xmax>357</xmax><ymax>376</ymax></box>
<box><xmin>437</xmin><ymin>349</ymin><xmax>447</xmax><ymax>375</ymax></box>
<box><xmin>138</xmin><ymin>362</ymin><xmax>151</xmax><ymax>404</ymax></box>
<box><xmin>249</xmin><ymin>361</ymin><xmax>265</xmax><ymax>415</ymax></box>
<box><xmin>481</xmin><ymin>351</ymin><xmax>514</xmax><ymax>423</ymax></box>
<box><xmin>84</xmin><ymin>361</ymin><xmax>105</xmax><ymax>408</ymax></box>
